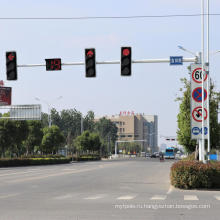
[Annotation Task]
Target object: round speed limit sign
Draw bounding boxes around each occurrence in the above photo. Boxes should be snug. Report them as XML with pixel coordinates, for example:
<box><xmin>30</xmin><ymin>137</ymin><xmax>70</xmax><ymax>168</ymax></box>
<box><xmin>192</xmin><ymin>67</ymin><xmax>207</xmax><ymax>83</ymax></box>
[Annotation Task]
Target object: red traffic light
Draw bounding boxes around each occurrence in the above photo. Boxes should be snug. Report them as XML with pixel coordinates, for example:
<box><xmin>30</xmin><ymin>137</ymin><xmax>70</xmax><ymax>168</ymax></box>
<box><xmin>8</xmin><ymin>53</ymin><xmax>15</xmax><ymax>61</ymax></box>
<box><xmin>122</xmin><ymin>48</ymin><xmax>130</xmax><ymax>56</ymax></box>
<box><xmin>87</xmin><ymin>50</ymin><xmax>94</xmax><ymax>57</ymax></box>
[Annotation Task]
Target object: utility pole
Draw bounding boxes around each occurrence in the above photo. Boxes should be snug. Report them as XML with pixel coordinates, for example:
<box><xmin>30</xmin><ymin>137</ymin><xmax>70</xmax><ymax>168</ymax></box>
<box><xmin>81</xmin><ymin>115</ymin><xmax>84</xmax><ymax>134</ymax></box>
<box><xmin>206</xmin><ymin>0</ymin><xmax>210</xmax><ymax>161</ymax></box>
<box><xmin>201</xmin><ymin>0</ymin><xmax>205</xmax><ymax>163</ymax></box>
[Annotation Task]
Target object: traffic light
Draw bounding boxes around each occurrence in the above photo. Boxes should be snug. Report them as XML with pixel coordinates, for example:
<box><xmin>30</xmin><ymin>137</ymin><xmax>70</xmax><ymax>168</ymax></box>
<box><xmin>85</xmin><ymin>48</ymin><xmax>96</xmax><ymax>77</ymax></box>
<box><xmin>6</xmin><ymin>51</ymin><xmax>17</xmax><ymax>80</ymax></box>
<box><xmin>121</xmin><ymin>47</ymin><xmax>132</xmax><ymax>76</ymax></box>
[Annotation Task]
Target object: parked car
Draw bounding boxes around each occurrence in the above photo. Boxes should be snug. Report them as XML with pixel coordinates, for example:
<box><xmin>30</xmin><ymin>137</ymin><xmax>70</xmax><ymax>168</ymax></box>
<box><xmin>154</xmin><ymin>152</ymin><xmax>160</xmax><ymax>157</ymax></box>
<box><xmin>150</xmin><ymin>153</ymin><xmax>157</xmax><ymax>158</ymax></box>
<box><xmin>145</xmin><ymin>153</ymin><xmax>151</xmax><ymax>158</ymax></box>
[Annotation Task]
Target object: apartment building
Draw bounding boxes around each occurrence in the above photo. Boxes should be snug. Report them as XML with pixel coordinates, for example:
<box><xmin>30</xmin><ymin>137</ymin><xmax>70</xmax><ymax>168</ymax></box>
<box><xmin>97</xmin><ymin>112</ymin><xmax>158</xmax><ymax>153</ymax></box>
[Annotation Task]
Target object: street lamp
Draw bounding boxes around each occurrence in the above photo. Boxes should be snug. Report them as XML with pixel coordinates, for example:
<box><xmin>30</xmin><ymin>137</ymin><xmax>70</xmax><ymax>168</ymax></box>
<box><xmin>178</xmin><ymin>46</ymin><xmax>197</xmax><ymax>56</ymax></box>
<box><xmin>35</xmin><ymin>96</ymin><xmax>63</xmax><ymax>127</ymax></box>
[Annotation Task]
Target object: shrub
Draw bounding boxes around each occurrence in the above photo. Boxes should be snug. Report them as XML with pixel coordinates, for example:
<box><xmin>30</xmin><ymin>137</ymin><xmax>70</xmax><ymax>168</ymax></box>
<box><xmin>21</xmin><ymin>154</ymin><xmax>65</xmax><ymax>159</ymax></box>
<box><xmin>170</xmin><ymin>161</ymin><xmax>220</xmax><ymax>189</ymax></box>
<box><xmin>0</xmin><ymin>158</ymin><xmax>70</xmax><ymax>167</ymax></box>
<box><xmin>72</xmin><ymin>155</ymin><xmax>101</xmax><ymax>161</ymax></box>
<box><xmin>181</xmin><ymin>153</ymin><xmax>196</xmax><ymax>161</ymax></box>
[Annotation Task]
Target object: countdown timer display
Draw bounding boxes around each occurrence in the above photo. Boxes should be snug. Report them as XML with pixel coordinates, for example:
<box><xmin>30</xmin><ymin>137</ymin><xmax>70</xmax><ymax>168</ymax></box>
<box><xmin>45</xmin><ymin>59</ymin><xmax>62</xmax><ymax>71</ymax></box>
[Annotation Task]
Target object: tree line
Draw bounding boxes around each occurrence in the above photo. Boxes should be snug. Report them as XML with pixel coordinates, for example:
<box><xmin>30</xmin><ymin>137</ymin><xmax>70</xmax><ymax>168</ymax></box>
<box><xmin>0</xmin><ymin>109</ymin><xmax>117</xmax><ymax>158</ymax></box>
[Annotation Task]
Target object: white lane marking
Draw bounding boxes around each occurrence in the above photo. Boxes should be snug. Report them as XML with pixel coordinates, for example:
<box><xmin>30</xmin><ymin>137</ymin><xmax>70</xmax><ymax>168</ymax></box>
<box><xmin>166</xmin><ymin>185</ymin><xmax>174</xmax><ymax>194</ymax></box>
<box><xmin>184</xmin><ymin>195</ymin><xmax>199</xmax><ymax>201</ymax></box>
<box><xmin>150</xmin><ymin>195</ymin><xmax>167</xmax><ymax>200</ymax></box>
<box><xmin>214</xmin><ymin>196</ymin><xmax>220</xmax><ymax>200</ymax></box>
<box><xmin>0</xmin><ymin>171</ymin><xmax>40</xmax><ymax>177</ymax></box>
<box><xmin>0</xmin><ymin>193</ymin><xmax>20</xmax><ymax>199</ymax></box>
<box><xmin>84</xmin><ymin>194</ymin><xmax>106</xmax><ymax>200</ymax></box>
<box><xmin>7</xmin><ymin>167</ymin><xmax>105</xmax><ymax>183</ymax></box>
<box><xmin>5</xmin><ymin>162</ymin><xmax>126</xmax><ymax>184</ymax></box>
<box><xmin>117</xmin><ymin>195</ymin><xmax>136</xmax><ymax>200</ymax></box>
<box><xmin>54</xmin><ymin>194</ymin><xmax>73</xmax><ymax>200</ymax></box>
<box><xmin>62</xmin><ymin>168</ymin><xmax>76</xmax><ymax>171</ymax></box>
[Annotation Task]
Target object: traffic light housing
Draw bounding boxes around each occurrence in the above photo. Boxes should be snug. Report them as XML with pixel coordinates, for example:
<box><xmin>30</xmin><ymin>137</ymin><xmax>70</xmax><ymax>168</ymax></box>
<box><xmin>6</xmin><ymin>51</ymin><xmax>17</xmax><ymax>80</ymax></box>
<box><xmin>45</xmin><ymin>58</ymin><xmax>62</xmax><ymax>71</ymax></box>
<box><xmin>121</xmin><ymin>47</ymin><xmax>132</xmax><ymax>76</ymax></box>
<box><xmin>85</xmin><ymin>48</ymin><xmax>96</xmax><ymax>77</ymax></box>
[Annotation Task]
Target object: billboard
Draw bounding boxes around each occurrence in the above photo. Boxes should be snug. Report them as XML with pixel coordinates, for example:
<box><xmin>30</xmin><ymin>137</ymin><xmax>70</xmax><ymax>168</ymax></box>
<box><xmin>0</xmin><ymin>105</ymin><xmax>41</xmax><ymax>120</ymax></box>
<box><xmin>0</xmin><ymin>87</ymin><xmax>11</xmax><ymax>105</ymax></box>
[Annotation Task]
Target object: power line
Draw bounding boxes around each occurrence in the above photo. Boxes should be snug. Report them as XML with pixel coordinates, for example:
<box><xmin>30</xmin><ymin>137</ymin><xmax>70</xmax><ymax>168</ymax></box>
<box><xmin>0</xmin><ymin>13</ymin><xmax>219</xmax><ymax>20</ymax></box>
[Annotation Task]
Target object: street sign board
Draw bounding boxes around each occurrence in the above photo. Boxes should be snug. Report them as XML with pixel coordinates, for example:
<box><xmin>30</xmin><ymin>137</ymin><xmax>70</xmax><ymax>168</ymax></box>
<box><xmin>0</xmin><ymin>87</ymin><xmax>11</xmax><ymax>105</ymax></box>
<box><xmin>190</xmin><ymin>64</ymin><xmax>209</xmax><ymax>139</ymax></box>
<box><xmin>170</xmin><ymin>56</ymin><xmax>183</xmax><ymax>65</ymax></box>
<box><xmin>192</xmin><ymin>87</ymin><xmax>207</xmax><ymax>102</ymax></box>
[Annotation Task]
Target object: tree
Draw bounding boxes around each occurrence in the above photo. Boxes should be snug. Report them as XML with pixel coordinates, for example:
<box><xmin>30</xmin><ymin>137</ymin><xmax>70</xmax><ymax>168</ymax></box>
<box><xmin>176</xmin><ymin>77</ymin><xmax>220</xmax><ymax>153</ymax></box>
<box><xmin>51</xmin><ymin>108</ymin><xmax>82</xmax><ymax>138</ymax></box>
<box><xmin>41</xmin><ymin>125</ymin><xmax>65</xmax><ymax>154</ymax></box>
<box><xmin>75</xmin><ymin>131</ymin><xmax>101</xmax><ymax>155</ymax></box>
<box><xmin>95</xmin><ymin>117</ymin><xmax>118</xmax><ymax>153</ymax></box>
<box><xmin>12</xmin><ymin>121</ymin><xmax>29</xmax><ymax>157</ymax></box>
<box><xmin>50</xmin><ymin>108</ymin><xmax>62</xmax><ymax>128</ymax></box>
<box><xmin>41</xmin><ymin>112</ymin><xmax>49</xmax><ymax>128</ymax></box>
<box><xmin>0</xmin><ymin>120</ymin><xmax>16</xmax><ymax>157</ymax></box>
<box><xmin>83</xmin><ymin>111</ymin><xmax>95</xmax><ymax>132</ymax></box>
<box><xmin>24</xmin><ymin>121</ymin><xmax>43</xmax><ymax>155</ymax></box>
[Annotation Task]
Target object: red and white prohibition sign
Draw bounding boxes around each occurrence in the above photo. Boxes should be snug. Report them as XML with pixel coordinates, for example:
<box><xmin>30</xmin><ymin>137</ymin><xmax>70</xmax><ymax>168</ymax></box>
<box><xmin>192</xmin><ymin>106</ymin><xmax>208</xmax><ymax>122</ymax></box>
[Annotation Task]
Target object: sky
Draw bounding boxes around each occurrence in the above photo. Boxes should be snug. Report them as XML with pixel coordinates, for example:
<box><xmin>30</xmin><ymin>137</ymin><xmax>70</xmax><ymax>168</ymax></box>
<box><xmin>0</xmin><ymin>0</ymin><xmax>220</xmax><ymax>145</ymax></box>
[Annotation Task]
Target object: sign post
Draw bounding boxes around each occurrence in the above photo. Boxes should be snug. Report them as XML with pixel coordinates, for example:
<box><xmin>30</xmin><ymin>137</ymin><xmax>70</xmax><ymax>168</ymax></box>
<box><xmin>190</xmin><ymin>64</ymin><xmax>209</xmax><ymax>161</ymax></box>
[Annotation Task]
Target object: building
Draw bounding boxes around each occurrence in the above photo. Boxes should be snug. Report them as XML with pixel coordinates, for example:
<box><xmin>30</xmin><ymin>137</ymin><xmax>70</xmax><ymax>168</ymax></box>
<box><xmin>96</xmin><ymin>112</ymin><xmax>158</xmax><ymax>153</ymax></box>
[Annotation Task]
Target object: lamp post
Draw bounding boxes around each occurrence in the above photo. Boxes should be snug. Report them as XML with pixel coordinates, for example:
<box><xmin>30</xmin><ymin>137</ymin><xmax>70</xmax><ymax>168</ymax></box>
<box><xmin>35</xmin><ymin>96</ymin><xmax>62</xmax><ymax>127</ymax></box>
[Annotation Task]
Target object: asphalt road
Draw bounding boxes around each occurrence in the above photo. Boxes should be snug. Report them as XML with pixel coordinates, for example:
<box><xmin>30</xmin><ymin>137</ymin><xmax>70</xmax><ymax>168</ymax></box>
<box><xmin>0</xmin><ymin>158</ymin><xmax>219</xmax><ymax>220</ymax></box>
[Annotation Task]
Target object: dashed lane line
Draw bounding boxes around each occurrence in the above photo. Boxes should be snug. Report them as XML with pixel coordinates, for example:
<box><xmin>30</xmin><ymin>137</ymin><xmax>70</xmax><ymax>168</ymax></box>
<box><xmin>0</xmin><ymin>171</ymin><xmax>41</xmax><ymax>177</ymax></box>
<box><xmin>184</xmin><ymin>195</ymin><xmax>199</xmax><ymax>201</ymax></box>
<box><xmin>6</xmin><ymin>162</ymin><xmax>125</xmax><ymax>184</ymax></box>
<box><xmin>54</xmin><ymin>194</ymin><xmax>73</xmax><ymax>200</ymax></box>
<box><xmin>150</xmin><ymin>195</ymin><xmax>167</xmax><ymax>200</ymax></box>
<box><xmin>117</xmin><ymin>195</ymin><xmax>136</xmax><ymax>200</ymax></box>
<box><xmin>0</xmin><ymin>193</ymin><xmax>20</xmax><ymax>199</ymax></box>
<box><xmin>84</xmin><ymin>194</ymin><xmax>106</xmax><ymax>200</ymax></box>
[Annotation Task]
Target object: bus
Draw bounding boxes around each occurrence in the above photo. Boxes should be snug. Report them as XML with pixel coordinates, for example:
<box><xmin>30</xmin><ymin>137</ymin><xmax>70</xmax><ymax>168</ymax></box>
<box><xmin>164</xmin><ymin>147</ymin><xmax>175</xmax><ymax>159</ymax></box>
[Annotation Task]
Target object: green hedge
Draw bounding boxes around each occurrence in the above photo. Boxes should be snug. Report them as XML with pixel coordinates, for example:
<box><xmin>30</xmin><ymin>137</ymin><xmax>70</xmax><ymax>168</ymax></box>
<box><xmin>0</xmin><ymin>158</ymin><xmax>71</xmax><ymax>167</ymax></box>
<box><xmin>170</xmin><ymin>161</ymin><xmax>220</xmax><ymax>189</ymax></box>
<box><xmin>21</xmin><ymin>154</ymin><xmax>65</xmax><ymax>159</ymax></box>
<box><xmin>71</xmin><ymin>155</ymin><xmax>101</xmax><ymax>161</ymax></box>
<box><xmin>0</xmin><ymin>154</ymin><xmax>101</xmax><ymax>167</ymax></box>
